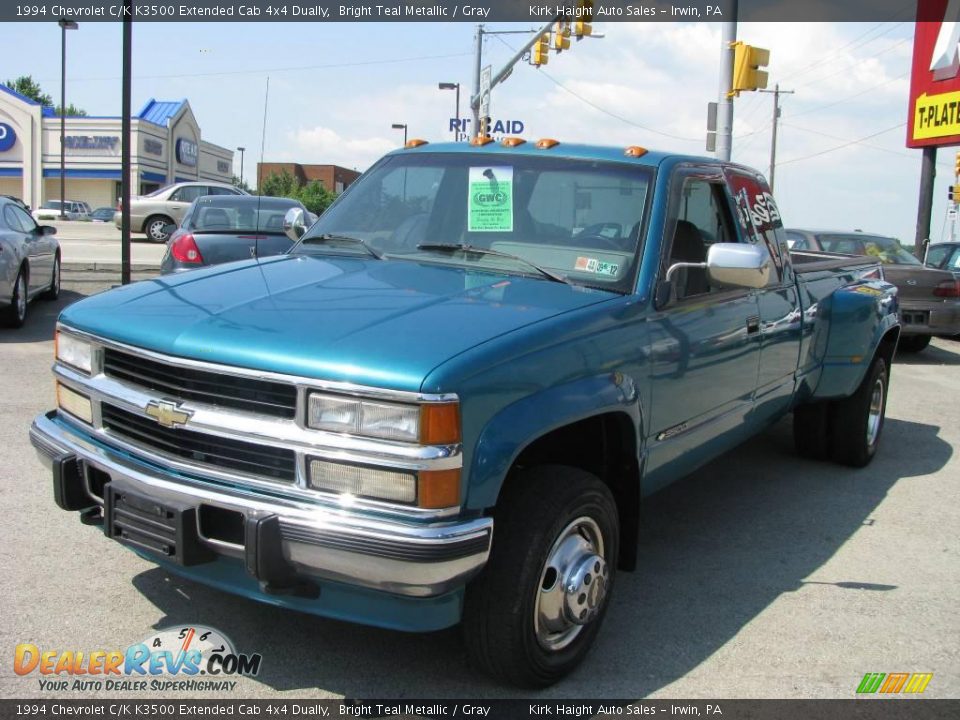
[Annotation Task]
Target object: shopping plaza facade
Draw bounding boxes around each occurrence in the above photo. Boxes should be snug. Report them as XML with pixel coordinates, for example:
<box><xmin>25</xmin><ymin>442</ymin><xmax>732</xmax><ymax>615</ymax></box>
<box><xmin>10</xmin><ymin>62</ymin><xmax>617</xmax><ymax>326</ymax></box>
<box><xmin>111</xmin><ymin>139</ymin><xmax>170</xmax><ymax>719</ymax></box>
<box><xmin>0</xmin><ymin>83</ymin><xmax>235</xmax><ymax>211</ymax></box>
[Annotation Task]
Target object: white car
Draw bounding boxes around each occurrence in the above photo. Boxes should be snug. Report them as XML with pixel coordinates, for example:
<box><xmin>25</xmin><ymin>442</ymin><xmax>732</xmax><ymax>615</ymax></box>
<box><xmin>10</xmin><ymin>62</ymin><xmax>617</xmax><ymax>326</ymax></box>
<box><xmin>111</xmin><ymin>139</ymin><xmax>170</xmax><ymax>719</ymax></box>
<box><xmin>32</xmin><ymin>200</ymin><xmax>91</xmax><ymax>222</ymax></box>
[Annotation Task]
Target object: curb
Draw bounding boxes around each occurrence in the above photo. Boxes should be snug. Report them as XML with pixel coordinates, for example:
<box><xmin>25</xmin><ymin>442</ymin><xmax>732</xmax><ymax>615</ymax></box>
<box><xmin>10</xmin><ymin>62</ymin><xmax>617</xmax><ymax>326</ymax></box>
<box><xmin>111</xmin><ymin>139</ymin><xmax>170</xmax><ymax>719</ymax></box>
<box><xmin>63</xmin><ymin>262</ymin><xmax>159</xmax><ymax>273</ymax></box>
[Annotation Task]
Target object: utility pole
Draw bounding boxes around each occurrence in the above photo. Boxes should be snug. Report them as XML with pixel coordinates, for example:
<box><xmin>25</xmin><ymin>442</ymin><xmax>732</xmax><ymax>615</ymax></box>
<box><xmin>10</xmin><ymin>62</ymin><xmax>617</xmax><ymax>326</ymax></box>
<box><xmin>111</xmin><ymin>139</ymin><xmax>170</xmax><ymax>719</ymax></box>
<box><xmin>715</xmin><ymin>2</ymin><xmax>738</xmax><ymax>162</ymax></box>
<box><xmin>471</xmin><ymin>24</ymin><xmax>484</xmax><ymax>138</ymax></box>
<box><xmin>914</xmin><ymin>148</ymin><xmax>936</xmax><ymax>258</ymax></box>
<box><xmin>759</xmin><ymin>83</ymin><xmax>794</xmax><ymax>193</ymax></box>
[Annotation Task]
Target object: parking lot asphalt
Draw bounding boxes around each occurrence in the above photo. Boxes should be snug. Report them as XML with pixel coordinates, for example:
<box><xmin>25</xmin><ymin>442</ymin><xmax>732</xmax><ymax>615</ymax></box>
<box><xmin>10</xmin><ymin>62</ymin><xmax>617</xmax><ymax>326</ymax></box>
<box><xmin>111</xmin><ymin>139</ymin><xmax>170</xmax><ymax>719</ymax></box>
<box><xmin>1</xmin><ymin>278</ymin><xmax>957</xmax><ymax>700</ymax></box>
<box><xmin>46</xmin><ymin>220</ymin><xmax>165</xmax><ymax>270</ymax></box>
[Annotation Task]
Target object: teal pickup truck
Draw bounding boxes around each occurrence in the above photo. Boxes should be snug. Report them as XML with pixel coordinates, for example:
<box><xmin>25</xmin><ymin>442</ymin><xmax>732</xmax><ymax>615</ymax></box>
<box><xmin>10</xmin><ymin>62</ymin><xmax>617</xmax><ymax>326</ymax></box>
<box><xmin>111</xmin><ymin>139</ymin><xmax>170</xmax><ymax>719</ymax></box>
<box><xmin>31</xmin><ymin>140</ymin><xmax>899</xmax><ymax>687</ymax></box>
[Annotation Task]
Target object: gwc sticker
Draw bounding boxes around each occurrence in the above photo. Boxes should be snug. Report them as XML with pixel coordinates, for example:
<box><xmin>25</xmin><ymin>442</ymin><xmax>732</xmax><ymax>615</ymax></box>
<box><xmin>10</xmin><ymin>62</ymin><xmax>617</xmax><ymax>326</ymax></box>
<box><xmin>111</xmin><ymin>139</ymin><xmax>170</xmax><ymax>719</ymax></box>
<box><xmin>468</xmin><ymin>166</ymin><xmax>513</xmax><ymax>232</ymax></box>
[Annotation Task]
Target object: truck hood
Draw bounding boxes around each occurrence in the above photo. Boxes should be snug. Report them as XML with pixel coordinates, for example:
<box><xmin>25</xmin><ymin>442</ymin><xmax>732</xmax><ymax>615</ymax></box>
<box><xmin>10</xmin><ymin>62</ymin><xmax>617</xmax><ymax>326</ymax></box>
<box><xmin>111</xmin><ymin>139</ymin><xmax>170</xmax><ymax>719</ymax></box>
<box><xmin>60</xmin><ymin>255</ymin><xmax>615</xmax><ymax>391</ymax></box>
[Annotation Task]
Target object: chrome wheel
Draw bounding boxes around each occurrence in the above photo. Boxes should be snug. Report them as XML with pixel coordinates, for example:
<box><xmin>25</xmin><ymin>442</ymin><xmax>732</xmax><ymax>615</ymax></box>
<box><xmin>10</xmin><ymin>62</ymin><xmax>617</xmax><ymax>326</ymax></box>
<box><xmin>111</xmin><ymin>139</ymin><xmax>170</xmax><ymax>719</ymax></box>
<box><xmin>866</xmin><ymin>376</ymin><xmax>884</xmax><ymax>447</ymax></box>
<box><xmin>534</xmin><ymin>516</ymin><xmax>609</xmax><ymax>652</ymax></box>
<box><xmin>14</xmin><ymin>274</ymin><xmax>26</xmax><ymax>322</ymax></box>
<box><xmin>147</xmin><ymin>218</ymin><xmax>170</xmax><ymax>242</ymax></box>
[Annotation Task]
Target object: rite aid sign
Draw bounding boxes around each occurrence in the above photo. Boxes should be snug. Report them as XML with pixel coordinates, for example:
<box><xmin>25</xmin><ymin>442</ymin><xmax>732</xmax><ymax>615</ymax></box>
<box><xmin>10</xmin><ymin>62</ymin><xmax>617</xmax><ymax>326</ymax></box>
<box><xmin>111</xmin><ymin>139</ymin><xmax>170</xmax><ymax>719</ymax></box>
<box><xmin>908</xmin><ymin>0</ymin><xmax>960</xmax><ymax>147</ymax></box>
<box><xmin>176</xmin><ymin>138</ymin><xmax>199</xmax><ymax>167</ymax></box>
<box><xmin>0</xmin><ymin>123</ymin><xmax>16</xmax><ymax>152</ymax></box>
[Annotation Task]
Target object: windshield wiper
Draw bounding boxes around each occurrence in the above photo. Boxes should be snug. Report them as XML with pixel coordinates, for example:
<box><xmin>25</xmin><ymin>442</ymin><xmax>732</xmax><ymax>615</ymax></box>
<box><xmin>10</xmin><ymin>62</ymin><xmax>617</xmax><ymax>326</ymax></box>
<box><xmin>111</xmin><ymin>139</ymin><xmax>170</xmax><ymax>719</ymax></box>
<box><xmin>302</xmin><ymin>233</ymin><xmax>384</xmax><ymax>260</ymax></box>
<box><xmin>416</xmin><ymin>243</ymin><xmax>571</xmax><ymax>285</ymax></box>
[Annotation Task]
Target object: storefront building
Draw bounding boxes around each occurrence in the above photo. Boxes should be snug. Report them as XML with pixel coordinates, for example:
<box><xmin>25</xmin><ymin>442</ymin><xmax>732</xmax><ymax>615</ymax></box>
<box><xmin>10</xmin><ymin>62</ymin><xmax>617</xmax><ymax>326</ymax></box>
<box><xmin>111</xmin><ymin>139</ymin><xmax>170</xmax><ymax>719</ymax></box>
<box><xmin>0</xmin><ymin>84</ymin><xmax>234</xmax><ymax>211</ymax></box>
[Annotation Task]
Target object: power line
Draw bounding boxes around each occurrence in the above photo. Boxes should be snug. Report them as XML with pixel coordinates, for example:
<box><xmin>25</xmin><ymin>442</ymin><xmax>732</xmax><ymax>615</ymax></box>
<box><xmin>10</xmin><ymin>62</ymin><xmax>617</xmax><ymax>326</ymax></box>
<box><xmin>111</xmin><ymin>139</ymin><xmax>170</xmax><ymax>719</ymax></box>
<box><xmin>788</xmin><ymin>70</ymin><xmax>909</xmax><ymax>119</ymax></box>
<box><xmin>776</xmin><ymin>122</ymin><xmax>906</xmax><ymax>167</ymax></box>
<box><xmin>41</xmin><ymin>51</ymin><xmax>474</xmax><ymax>82</ymax></box>
<box><xmin>791</xmin><ymin>37</ymin><xmax>909</xmax><ymax>91</ymax></box>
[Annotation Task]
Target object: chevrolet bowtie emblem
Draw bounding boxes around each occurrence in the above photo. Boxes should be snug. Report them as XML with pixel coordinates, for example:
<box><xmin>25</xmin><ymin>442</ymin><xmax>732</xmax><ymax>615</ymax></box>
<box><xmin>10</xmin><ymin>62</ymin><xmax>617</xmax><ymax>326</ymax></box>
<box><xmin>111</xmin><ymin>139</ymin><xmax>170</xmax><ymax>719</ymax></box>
<box><xmin>145</xmin><ymin>400</ymin><xmax>193</xmax><ymax>428</ymax></box>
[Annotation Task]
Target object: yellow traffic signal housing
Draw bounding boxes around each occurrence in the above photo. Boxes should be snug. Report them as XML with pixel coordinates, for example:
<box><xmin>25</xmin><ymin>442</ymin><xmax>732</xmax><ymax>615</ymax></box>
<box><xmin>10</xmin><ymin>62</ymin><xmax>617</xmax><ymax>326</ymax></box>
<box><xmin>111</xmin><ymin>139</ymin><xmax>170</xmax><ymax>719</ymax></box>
<box><xmin>553</xmin><ymin>22</ymin><xmax>571</xmax><ymax>51</ymax></box>
<box><xmin>949</xmin><ymin>185</ymin><xmax>956</xmax><ymax>201</ymax></box>
<box><xmin>955</xmin><ymin>150</ymin><xmax>960</xmax><ymax>176</ymax></box>
<box><xmin>532</xmin><ymin>35</ymin><xmax>550</xmax><ymax>66</ymax></box>
<box><xmin>731</xmin><ymin>42</ymin><xmax>770</xmax><ymax>95</ymax></box>
<box><xmin>574</xmin><ymin>0</ymin><xmax>593</xmax><ymax>37</ymax></box>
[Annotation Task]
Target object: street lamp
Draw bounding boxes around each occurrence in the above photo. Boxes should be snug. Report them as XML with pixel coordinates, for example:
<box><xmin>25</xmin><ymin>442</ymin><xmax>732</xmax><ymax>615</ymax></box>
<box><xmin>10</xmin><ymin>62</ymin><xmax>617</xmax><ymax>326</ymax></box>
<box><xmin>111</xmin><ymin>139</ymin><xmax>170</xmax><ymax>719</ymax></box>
<box><xmin>438</xmin><ymin>82</ymin><xmax>460</xmax><ymax>140</ymax></box>
<box><xmin>391</xmin><ymin>123</ymin><xmax>408</xmax><ymax>146</ymax></box>
<box><xmin>237</xmin><ymin>146</ymin><xmax>245</xmax><ymax>188</ymax></box>
<box><xmin>58</xmin><ymin>19</ymin><xmax>78</xmax><ymax>219</ymax></box>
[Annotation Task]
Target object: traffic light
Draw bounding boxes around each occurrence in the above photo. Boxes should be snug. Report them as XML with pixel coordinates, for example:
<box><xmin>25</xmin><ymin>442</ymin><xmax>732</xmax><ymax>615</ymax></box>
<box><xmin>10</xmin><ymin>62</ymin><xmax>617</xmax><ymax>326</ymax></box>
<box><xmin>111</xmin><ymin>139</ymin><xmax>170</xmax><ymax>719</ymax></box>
<box><xmin>479</xmin><ymin>116</ymin><xmax>492</xmax><ymax>140</ymax></box>
<box><xmin>955</xmin><ymin>150</ymin><xmax>960</xmax><ymax>177</ymax></box>
<box><xmin>553</xmin><ymin>22</ymin><xmax>571</xmax><ymax>51</ymax></box>
<box><xmin>949</xmin><ymin>186</ymin><xmax>957</xmax><ymax>201</ymax></box>
<box><xmin>573</xmin><ymin>0</ymin><xmax>593</xmax><ymax>38</ymax></box>
<box><xmin>731</xmin><ymin>42</ymin><xmax>770</xmax><ymax>95</ymax></box>
<box><xmin>532</xmin><ymin>34</ymin><xmax>550</xmax><ymax>66</ymax></box>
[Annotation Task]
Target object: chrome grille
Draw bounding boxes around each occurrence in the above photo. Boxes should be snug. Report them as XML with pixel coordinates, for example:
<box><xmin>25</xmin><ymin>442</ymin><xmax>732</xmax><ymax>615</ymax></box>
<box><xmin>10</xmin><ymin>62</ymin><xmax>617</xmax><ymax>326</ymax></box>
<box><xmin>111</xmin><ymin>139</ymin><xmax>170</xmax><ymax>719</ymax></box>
<box><xmin>101</xmin><ymin>403</ymin><xmax>297</xmax><ymax>482</ymax></box>
<box><xmin>102</xmin><ymin>347</ymin><xmax>297</xmax><ymax>418</ymax></box>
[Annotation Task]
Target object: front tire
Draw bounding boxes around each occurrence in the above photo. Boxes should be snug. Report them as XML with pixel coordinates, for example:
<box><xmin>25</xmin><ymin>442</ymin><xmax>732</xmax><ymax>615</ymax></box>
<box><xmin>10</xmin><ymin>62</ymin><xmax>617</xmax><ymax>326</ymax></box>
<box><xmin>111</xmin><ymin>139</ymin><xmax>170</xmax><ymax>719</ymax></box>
<box><xmin>830</xmin><ymin>356</ymin><xmax>889</xmax><ymax>467</ymax></box>
<box><xmin>1</xmin><ymin>268</ymin><xmax>28</xmax><ymax>328</ymax></box>
<box><xmin>463</xmin><ymin>465</ymin><xmax>619</xmax><ymax>688</ymax></box>
<box><xmin>40</xmin><ymin>254</ymin><xmax>60</xmax><ymax>301</ymax></box>
<box><xmin>144</xmin><ymin>215</ymin><xmax>174</xmax><ymax>243</ymax></box>
<box><xmin>897</xmin><ymin>334</ymin><xmax>931</xmax><ymax>353</ymax></box>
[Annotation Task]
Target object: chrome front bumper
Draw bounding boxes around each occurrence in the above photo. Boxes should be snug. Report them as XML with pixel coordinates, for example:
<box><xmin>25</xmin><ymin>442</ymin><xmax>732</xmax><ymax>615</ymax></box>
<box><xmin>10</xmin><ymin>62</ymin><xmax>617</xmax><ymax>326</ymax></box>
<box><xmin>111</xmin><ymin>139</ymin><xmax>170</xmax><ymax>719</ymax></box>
<box><xmin>31</xmin><ymin>411</ymin><xmax>492</xmax><ymax>598</ymax></box>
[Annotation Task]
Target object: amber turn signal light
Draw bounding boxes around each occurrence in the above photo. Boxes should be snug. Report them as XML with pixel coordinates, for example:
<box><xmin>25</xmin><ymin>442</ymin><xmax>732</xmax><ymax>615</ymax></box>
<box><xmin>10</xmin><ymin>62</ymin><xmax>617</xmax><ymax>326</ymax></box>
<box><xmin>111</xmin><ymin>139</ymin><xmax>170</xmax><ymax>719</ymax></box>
<box><xmin>420</xmin><ymin>402</ymin><xmax>461</xmax><ymax>445</ymax></box>
<box><xmin>418</xmin><ymin>469</ymin><xmax>461</xmax><ymax>509</ymax></box>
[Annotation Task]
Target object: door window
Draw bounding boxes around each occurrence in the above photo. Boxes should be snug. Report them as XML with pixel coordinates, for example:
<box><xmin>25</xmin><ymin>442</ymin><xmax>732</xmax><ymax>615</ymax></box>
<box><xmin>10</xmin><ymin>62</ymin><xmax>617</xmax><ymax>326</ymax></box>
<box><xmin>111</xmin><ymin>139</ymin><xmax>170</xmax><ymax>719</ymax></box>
<box><xmin>10</xmin><ymin>205</ymin><xmax>37</xmax><ymax>233</ymax></box>
<box><xmin>209</xmin><ymin>186</ymin><xmax>239</xmax><ymax>196</ymax></box>
<box><xmin>925</xmin><ymin>245</ymin><xmax>951</xmax><ymax>268</ymax></box>
<box><xmin>665</xmin><ymin>178</ymin><xmax>739</xmax><ymax>300</ymax></box>
<box><xmin>170</xmin><ymin>185</ymin><xmax>207</xmax><ymax>203</ymax></box>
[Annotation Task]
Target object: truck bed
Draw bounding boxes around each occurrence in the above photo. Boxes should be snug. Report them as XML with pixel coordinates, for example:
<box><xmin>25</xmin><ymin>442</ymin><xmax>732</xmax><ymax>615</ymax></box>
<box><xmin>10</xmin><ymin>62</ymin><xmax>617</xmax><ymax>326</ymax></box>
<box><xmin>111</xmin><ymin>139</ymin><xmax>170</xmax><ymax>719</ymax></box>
<box><xmin>790</xmin><ymin>249</ymin><xmax>880</xmax><ymax>276</ymax></box>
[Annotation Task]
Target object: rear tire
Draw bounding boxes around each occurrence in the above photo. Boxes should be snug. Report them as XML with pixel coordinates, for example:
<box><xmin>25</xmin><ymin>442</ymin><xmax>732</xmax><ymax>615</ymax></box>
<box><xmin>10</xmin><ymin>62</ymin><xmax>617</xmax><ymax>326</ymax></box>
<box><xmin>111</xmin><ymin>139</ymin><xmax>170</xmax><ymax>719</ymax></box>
<box><xmin>40</xmin><ymin>254</ymin><xmax>60</xmax><ymax>301</ymax></box>
<box><xmin>463</xmin><ymin>465</ymin><xmax>619</xmax><ymax>688</ymax></box>
<box><xmin>1</xmin><ymin>268</ymin><xmax>28</xmax><ymax>328</ymax></box>
<box><xmin>144</xmin><ymin>215</ymin><xmax>174</xmax><ymax>243</ymax></box>
<box><xmin>829</xmin><ymin>356</ymin><xmax>888</xmax><ymax>468</ymax></box>
<box><xmin>897</xmin><ymin>334</ymin><xmax>931</xmax><ymax>353</ymax></box>
<box><xmin>793</xmin><ymin>402</ymin><xmax>832</xmax><ymax>461</ymax></box>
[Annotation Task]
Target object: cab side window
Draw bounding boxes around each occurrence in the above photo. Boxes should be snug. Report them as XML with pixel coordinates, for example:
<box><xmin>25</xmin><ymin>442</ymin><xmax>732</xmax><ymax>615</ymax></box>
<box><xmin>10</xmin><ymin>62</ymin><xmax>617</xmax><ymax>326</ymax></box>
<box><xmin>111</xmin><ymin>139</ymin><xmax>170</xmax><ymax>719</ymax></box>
<box><xmin>786</xmin><ymin>231</ymin><xmax>808</xmax><ymax>250</ymax></box>
<box><xmin>666</xmin><ymin>178</ymin><xmax>738</xmax><ymax>300</ymax></box>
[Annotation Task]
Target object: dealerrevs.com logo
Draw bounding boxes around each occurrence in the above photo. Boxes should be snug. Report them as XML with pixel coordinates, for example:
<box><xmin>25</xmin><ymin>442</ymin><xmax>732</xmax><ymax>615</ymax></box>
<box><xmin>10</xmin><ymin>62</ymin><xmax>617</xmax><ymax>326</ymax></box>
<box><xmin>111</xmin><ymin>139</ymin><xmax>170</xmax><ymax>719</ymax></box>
<box><xmin>14</xmin><ymin>625</ymin><xmax>262</xmax><ymax>692</ymax></box>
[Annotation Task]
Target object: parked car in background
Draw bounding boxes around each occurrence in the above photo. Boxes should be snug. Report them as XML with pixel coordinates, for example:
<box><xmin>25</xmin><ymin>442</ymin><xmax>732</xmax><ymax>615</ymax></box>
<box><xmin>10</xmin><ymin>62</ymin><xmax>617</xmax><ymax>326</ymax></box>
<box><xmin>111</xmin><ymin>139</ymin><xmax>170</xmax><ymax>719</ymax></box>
<box><xmin>90</xmin><ymin>207</ymin><xmax>116</xmax><ymax>223</ymax></box>
<box><xmin>32</xmin><ymin>200</ymin><xmax>91</xmax><ymax>222</ymax></box>
<box><xmin>924</xmin><ymin>241</ymin><xmax>960</xmax><ymax>276</ymax></box>
<box><xmin>787</xmin><ymin>229</ymin><xmax>960</xmax><ymax>352</ymax></box>
<box><xmin>161</xmin><ymin>196</ymin><xmax>309</xmax><ymax>274</ymax></box>
<box><xmin>117</xmin><ymin>181</ymin><xmax>249</xmax><ymax>243</ymax></box>
<box><xmin>0</xmin><ymin>195</ymin><xmax>60</xmax><ymax>328</ymax></box>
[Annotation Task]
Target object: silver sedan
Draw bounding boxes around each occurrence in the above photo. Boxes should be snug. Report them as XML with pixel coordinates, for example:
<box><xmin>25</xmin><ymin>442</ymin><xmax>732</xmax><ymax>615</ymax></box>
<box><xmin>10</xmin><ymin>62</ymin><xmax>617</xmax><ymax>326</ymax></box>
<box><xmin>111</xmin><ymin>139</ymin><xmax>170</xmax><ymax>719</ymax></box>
<box><xmin>0</xmin><ymin>196</ymin><xmax>61</xmax><ymax>328</ymax></box>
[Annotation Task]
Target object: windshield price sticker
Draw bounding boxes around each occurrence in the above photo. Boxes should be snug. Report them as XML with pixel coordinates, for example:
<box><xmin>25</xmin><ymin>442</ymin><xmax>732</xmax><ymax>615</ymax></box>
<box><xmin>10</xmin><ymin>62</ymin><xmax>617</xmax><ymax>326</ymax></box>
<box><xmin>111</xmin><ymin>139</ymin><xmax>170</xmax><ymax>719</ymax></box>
<box><xmin>468</xmin><ymin>166</ymin><xmax>513</xmax><ymax>232</ymax></box>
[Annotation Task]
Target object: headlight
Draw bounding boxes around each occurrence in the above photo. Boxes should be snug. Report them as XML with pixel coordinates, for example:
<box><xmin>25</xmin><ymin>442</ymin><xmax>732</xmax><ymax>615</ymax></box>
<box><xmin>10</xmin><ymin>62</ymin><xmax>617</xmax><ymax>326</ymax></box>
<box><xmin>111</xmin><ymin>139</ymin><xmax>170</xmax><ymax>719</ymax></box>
<box><xmin>56</xmin><ymin>382</ymin><xmax>93</xmax><ymax>424</ymax></box>
<box><xmin>55</xmin><ymin>330</ymin><xmax>93</xmax><ymax>374</ymax></box>
<box><xmin>306</xmin><ymin>393</ymin><xmax>459</xmax><ymax>443</ymax></box>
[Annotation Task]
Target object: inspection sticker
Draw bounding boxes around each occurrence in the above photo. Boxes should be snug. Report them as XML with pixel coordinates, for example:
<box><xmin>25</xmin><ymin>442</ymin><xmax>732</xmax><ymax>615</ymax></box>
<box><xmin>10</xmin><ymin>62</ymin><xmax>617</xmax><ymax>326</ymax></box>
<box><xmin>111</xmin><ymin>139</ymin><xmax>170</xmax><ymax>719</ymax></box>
<box><xmin>468</xmin><ymin>166</ymin><xmax>513</xmax><ymax>232</ymax></box>
<box><xmin>575</xmin><ymin>256</ymin><xmax>620</xmax><ymax>276</ymax></box>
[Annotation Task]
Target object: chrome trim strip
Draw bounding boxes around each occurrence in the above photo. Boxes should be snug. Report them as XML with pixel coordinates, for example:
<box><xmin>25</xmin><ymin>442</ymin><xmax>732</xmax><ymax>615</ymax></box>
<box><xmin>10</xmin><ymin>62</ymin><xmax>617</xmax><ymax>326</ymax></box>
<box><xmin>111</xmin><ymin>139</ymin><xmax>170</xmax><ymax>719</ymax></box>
<box><xmin>59</xmin><ymin>324</ymin><xmax>459</xmax><ymax>403</ymax></box>
<box><xmin>30</xmin><ymin>412</ymin><xmax>492</xmax><ymax>597</ymax></box>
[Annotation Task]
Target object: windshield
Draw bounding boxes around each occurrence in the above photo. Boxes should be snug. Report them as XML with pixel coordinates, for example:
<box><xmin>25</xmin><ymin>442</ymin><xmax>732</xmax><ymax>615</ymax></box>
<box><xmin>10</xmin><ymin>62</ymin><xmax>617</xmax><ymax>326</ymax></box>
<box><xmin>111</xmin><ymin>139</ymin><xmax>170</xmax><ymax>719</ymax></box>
<box><xmin>298</xmin><ymin>152</ymin><xmax>653</xmax><ymax>292</ymax></box>
<box><xmin>818</xmin><ymin>233</ymin><xmax>921</xmax><ymax>265</ymax></box>
<box><xmin>186</xmin><ymin>198</ymin><xmax>299</xmax><ymax>233</ymax></box>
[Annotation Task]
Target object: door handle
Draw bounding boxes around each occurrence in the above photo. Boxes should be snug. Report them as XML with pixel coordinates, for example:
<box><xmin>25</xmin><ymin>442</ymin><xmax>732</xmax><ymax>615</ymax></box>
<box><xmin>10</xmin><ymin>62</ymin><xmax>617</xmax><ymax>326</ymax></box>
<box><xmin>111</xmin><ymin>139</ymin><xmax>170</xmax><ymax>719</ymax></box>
<box><xmin>746</xmin><ymin>316</ymin><xmax>760</xmax><ymax>334</ymax></box>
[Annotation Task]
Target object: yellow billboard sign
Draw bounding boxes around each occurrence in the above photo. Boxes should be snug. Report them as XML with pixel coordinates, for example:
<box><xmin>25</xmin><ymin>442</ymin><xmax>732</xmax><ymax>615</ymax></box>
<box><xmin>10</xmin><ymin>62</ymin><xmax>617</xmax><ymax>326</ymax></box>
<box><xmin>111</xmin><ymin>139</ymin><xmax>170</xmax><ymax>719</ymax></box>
<box><xmin>913</xmin><ymin>90</ymin><xmax>960</xmax><ymax>140</ymax></box>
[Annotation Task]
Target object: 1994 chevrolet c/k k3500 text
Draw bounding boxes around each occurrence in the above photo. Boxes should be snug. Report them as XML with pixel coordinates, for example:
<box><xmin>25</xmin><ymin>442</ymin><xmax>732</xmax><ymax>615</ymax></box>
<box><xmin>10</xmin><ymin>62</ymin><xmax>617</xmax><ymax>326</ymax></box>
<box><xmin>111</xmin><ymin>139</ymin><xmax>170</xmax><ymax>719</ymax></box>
<box><xmin>31</xmin><ymin>140</ymin><xmax>899</xmax><ymax>686</ymax></box>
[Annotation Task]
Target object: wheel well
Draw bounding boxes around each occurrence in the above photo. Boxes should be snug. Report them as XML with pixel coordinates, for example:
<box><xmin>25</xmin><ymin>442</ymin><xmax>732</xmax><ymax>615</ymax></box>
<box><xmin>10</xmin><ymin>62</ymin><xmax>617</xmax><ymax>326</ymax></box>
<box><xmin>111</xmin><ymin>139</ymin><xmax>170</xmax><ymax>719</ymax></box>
<box><xmin>508</xmin><ymin>412</ymin><xmax>641</xmax><ymax>572</ymax></box>
<box><xmin>876</xmin><ymin>326</ymin><xmax>899</xmax><ymax>368</ymax></box>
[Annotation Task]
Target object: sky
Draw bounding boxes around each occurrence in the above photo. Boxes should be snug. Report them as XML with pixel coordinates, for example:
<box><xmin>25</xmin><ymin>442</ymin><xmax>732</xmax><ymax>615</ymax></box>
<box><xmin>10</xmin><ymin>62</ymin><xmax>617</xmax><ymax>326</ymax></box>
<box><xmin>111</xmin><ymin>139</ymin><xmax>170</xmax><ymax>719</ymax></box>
<box><xmin>0</xmin><ymin>18</ymin><xmax>948</xmax><ymax>246</ymax></box>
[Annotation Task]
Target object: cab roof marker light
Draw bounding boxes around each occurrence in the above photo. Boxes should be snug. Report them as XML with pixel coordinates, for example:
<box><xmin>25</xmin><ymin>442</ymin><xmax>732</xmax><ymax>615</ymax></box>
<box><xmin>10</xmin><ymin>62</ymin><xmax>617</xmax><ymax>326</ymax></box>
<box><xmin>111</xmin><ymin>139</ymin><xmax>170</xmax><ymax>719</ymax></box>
<box><xmin>470</xmin><ymin>136</ymin><xmax>495</xmax><ymax>146</ymax></box>
<box><xmin>624</xmin><ymin>145</ymin><xmax>648</xmax><ymax>157</ymax></box>
<box><xmin>501</xmin><ymin>137</ymin><xmax>526</xmax><ymax>147</ymax></box>
<box><xmin>535</xmin><ymin>138</ymin><xmax>560</xmax><ymax>149</ymax></box>
<box><xmin>405</xmin><ymin>139</ymin><xmax>429</xmax><ymax>148</ymax></box>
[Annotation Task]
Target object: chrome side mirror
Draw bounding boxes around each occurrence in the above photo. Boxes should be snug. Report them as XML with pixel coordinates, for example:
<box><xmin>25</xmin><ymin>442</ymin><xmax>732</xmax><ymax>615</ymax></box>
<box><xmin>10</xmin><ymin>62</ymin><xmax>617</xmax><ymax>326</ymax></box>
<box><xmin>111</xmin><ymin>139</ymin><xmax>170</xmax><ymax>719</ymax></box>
<box><xmin>706</xmin><ymin>243</ymin><xmax>771</xmax><ymax>289</ymax></box>
<box><xmin>283</xmin><ymin>207</ymin><xmax>308</xmax><ymax>242</ymax></box>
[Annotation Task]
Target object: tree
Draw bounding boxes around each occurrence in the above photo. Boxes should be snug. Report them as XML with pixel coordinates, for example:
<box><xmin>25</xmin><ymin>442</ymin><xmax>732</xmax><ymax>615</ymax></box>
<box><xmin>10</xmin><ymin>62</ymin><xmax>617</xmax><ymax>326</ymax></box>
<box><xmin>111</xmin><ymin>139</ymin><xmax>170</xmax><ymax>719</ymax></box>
<box><xmin>4</xmin><ymin>75</ymin><xmax>52</xmax><ymax>106</ymax></box>
<box><xmin>258</xmin><ymin>170</ymin><xmax>338</xmax><ymax>216</ymax></box>
<box><xmin>231</xmin><ymin>175</ymin><xmax>252</xmax><ymax>193</ymax></box>
<box><xmin>3</xmin><ymin>75</ymin><xmax>87</xmax><ymax>115</ymax></box>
